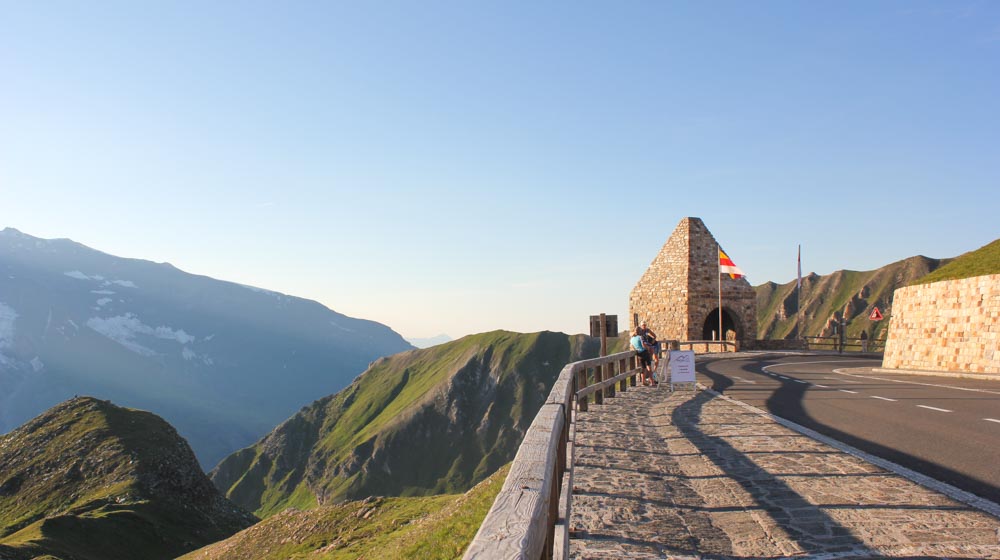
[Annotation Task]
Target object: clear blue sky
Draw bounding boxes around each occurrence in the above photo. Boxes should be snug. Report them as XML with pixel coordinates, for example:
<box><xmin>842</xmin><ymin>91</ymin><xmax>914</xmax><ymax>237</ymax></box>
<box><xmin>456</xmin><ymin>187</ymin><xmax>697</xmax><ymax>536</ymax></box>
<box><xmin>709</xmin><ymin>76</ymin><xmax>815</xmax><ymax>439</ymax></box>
<box><xmin>2</xmin><ymin>1</ymin><xmax>998</xmax><ymax>339</ymax></box>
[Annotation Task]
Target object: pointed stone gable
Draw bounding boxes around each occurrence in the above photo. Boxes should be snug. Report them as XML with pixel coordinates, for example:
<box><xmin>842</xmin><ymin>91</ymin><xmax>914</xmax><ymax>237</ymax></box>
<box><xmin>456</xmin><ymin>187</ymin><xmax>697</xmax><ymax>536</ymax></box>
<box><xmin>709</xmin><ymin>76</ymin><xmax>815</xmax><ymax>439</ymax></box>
<box><xmin>629</xmin><ymin>217</ymin><xmax>757</xmax><ymax>345</ymax></box>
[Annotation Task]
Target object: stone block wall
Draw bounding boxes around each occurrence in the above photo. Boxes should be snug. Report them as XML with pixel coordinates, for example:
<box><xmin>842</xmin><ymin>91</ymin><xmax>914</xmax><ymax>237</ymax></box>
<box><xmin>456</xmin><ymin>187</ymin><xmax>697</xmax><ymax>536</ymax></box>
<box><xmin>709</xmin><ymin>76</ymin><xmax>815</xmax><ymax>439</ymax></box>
<box><xmin>882</xmin><ymin>274</ymin><xmax>999</xmax><ymax>374</ymax></box>
<box><xmin>629</xmin><ymin>217</ymin><xmax>757</xmax><ymax>344</ymax></box>
<box><xmin>629</xmin><ymin>219</ymin><xmax>694</xmax><ymax>341</ymax></box>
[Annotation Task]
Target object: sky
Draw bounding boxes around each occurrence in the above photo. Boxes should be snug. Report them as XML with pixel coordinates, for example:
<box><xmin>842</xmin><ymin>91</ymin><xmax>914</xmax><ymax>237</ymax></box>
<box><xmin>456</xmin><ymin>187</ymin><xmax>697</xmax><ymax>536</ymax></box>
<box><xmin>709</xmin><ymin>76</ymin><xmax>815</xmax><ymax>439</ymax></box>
<box><xmin>2</xmin><ymin>1</ymin><xmax>998</xmax><ymax>340</ymax></box>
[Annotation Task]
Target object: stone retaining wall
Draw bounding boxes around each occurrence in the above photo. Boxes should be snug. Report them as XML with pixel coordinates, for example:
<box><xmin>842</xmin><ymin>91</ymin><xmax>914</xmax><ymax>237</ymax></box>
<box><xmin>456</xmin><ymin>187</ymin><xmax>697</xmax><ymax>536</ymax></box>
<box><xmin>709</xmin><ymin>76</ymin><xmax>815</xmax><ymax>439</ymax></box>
<box><xmin>882</xmin><ymin>274</ymin><xmax>999</xmax><ymax>374</ymax></box>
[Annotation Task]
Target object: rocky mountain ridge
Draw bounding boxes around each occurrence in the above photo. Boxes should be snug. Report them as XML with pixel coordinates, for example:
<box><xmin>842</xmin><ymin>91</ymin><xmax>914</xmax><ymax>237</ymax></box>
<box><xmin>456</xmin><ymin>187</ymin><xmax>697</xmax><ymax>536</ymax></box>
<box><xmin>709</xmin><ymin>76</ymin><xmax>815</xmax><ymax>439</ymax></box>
<box><xmin>0</xmin><ymin>397</ymin><xmax>255</xmax><ymax>560</ymax></box>
<box><xmin>211</xmin><ymin>330</ymin><xmax>599</xmax><ymax>517</ymax></box>
<box><xmin>755</xmin><ymin>255</ymin><xmax>946</xmax><ymax>342</ymax></box>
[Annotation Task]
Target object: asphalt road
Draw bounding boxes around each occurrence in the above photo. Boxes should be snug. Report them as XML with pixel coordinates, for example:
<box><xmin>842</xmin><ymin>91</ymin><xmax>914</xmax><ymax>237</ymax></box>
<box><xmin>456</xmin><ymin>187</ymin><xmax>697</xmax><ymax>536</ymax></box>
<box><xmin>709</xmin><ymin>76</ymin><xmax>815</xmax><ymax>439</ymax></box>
<box><xmin>695</xmin><ymin>354</ymin><xmax>1000</xmax><ymax>506</ymax></box>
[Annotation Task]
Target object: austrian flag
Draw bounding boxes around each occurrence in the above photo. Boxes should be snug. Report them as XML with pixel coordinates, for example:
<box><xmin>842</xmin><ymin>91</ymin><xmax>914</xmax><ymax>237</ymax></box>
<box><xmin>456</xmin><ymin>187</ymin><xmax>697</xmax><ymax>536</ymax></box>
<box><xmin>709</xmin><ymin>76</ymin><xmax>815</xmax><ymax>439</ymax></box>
<box><xmin>719</xmin><ymin>247</ymin><xmax>745</xmax><ymax>279</ymax></box>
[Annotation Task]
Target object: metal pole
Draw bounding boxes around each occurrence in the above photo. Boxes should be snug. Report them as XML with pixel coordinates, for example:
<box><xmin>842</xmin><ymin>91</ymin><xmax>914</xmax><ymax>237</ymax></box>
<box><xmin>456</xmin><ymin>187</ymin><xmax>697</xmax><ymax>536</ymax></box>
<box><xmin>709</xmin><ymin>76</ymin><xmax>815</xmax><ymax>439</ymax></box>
<box><xmin>718</xmin><ymin>244</ymin><xmax>722</xmax><ymax>342</ymax></box>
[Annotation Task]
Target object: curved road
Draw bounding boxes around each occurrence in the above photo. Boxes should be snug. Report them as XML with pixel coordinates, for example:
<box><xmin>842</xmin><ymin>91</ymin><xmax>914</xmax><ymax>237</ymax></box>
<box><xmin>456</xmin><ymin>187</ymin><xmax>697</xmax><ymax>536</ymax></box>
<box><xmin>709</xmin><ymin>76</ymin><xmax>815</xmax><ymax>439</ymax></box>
<box><xmin>696</xmin><ymin>354</ymin><xmax>1000</xmax><ymax>506</ymax></box>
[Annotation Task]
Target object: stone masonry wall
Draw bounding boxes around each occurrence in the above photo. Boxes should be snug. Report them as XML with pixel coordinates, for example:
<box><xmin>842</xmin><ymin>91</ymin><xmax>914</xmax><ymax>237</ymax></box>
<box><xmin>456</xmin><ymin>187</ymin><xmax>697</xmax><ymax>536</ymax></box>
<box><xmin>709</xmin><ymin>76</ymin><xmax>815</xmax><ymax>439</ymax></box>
<box><xmin>882</xmin><ymin>274</ymin><xmax>999</xmax><ymax>374</ymax></box>
<box><xmin>629</xmin><ymin>217</ymin><xmax>757</xmax><ymax>344</ymax></box>
<box><xmin>629</xmin><ymin>219</ymin><xmax>693</xmax><ymax>341</ymax></box>
<box><xmin>685</xmin><ymin>219</ymin><xmax>757</xmax><ymax>342</ymax></box>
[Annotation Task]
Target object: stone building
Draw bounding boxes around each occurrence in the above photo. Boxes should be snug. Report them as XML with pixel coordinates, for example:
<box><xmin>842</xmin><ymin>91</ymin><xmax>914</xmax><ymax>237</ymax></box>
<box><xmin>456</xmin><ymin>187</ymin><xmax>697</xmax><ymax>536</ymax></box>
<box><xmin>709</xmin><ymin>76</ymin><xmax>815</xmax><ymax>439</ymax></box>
<box><xmin>629</xmin><ymin>217</ymin><xmax>757</xmax><ymax>345</ymax></box>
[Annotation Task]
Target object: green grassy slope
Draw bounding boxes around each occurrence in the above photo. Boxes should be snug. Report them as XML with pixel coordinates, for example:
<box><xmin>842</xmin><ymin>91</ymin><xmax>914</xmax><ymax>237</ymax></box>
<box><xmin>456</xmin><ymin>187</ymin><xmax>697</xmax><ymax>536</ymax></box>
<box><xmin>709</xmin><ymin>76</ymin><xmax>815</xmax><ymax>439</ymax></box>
<box><xmin>211</xmin><ymin>331</ymin><xmax>598</xmax><ymax>518</ymax></box>
<box><xmin>180</xmin><ymin>464</ymin><xmax>510</xmax><ymax>560</ymax></box>
<box><xmin>911</xmin><ymin>239</ymin><xmax>1000</xmax><ymax>285</ymax></box>
<box><xmin>755</xmin><ymin>255</ymin><xmax>945</xmax><ymax>341</ymax></box>
<box><xmin>0</xmin><ymin>397</ymin><xmax>255</xmax><ymax>560</ymax></box>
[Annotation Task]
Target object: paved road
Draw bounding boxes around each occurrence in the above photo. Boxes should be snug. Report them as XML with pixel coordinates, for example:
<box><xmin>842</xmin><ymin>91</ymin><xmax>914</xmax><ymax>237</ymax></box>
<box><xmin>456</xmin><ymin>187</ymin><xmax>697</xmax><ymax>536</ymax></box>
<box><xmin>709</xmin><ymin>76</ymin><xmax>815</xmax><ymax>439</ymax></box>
<box><xmin>697</xmin><ymin>354</ymin><xmax>1000</xmax><ymax>506</ymax></box>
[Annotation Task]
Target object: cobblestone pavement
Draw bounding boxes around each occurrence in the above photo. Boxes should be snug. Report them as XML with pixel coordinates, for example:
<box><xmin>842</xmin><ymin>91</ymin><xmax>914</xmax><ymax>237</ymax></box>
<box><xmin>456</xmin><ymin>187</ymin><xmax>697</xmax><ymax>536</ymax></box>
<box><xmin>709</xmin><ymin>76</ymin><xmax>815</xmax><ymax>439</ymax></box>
<box><xmin>569</xmin><ymin>385</ymin><xmax>1000</xmax><ymax>559</ymax></box>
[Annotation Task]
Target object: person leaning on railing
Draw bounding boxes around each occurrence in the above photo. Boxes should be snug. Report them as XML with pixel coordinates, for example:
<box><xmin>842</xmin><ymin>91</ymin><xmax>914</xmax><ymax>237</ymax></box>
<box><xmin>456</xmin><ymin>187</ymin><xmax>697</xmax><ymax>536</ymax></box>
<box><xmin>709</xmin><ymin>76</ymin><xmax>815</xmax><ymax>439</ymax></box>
<box><xmin>638</xmin><ymin>320</ymin><xmax>660</xmax><ymax>369</ymax></box>
<box><xmin>630</xmin><ymin>327</ymin><xmax>657</xmax><ymax>386</ymax></box>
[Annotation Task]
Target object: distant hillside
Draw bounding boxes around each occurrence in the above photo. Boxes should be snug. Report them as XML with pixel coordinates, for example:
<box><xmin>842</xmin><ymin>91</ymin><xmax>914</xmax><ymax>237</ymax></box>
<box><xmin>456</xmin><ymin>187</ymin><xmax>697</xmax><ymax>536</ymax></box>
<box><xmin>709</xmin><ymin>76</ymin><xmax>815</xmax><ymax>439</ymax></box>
<box><xmin>0</xmin><ymin>228</ymin><xmax>412</xmax><ymax>468</ymax></box>
<box><xmin>0</xmin><ymin>397</ymin><xmax>255</xmax><ymax>560</ymax></box>
<box><xmin>911</xmin><ymin>239</ymin><xmax>1000</xmax><ymax>286</ymax></box>
<box><xmin>406</xmin><ymin>334</ymin><xmax>453</xmax><ymax>348</ymax></box>
<box><xmin>755</xmin><ymin>255</ymin><xmax>946</xmax><ymax>341</ymax></box>
<box><xmin>211</xmin><ymin>330</ymin><xmax>599</xmax><ymax>517</ymax></box>
<box><xmin>181</xmin><ymin>464</ymin><xmax>509</xmax><ymax>560</ymax></box>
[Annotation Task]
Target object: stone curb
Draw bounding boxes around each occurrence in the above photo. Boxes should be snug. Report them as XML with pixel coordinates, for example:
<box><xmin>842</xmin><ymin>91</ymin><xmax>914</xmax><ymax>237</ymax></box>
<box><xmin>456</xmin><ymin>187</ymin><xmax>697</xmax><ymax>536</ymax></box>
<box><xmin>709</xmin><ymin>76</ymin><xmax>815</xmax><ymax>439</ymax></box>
<box><xmin>871</xmin><ymin>367</ymin><xmax>1000</xmax><ymax>381</ymax></box>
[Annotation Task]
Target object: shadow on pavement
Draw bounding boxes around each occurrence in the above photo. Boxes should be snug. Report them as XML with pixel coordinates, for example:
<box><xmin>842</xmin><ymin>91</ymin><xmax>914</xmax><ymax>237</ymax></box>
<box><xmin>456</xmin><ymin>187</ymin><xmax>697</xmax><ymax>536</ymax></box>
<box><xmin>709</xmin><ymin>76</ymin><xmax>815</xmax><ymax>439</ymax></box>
<box><xmin>670</xmin><ymin>388</ymin><xmax>878</xmax><ymax>557</ymax></box>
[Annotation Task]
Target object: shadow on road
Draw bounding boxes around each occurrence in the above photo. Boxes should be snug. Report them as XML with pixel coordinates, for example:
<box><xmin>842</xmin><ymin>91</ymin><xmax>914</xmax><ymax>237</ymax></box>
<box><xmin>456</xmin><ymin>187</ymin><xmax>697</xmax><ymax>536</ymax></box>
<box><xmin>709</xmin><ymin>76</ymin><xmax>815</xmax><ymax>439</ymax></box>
<box><xmin>698</xmin><ymin>356</ymin><xmax>1000</xmax><ymax>506</ymax></box>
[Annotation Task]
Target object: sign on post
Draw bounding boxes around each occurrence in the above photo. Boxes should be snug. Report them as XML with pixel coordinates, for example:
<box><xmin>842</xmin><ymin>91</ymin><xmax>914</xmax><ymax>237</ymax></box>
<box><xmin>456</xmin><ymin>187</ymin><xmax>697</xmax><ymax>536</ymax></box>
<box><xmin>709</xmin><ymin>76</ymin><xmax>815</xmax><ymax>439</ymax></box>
<box><xmin>869</xmin><ymin>307</ymin><xmax>883</xmax><ymax>321</ymax></box>
<box><xmin>589</xmin><ymin>315</ymin><xmax>618</xmax><ymax>338</ymax></box>
<box><xmin>668</xmin><ymin>350</ymin><xmax>696</xmax><ymax>391</ymax></box>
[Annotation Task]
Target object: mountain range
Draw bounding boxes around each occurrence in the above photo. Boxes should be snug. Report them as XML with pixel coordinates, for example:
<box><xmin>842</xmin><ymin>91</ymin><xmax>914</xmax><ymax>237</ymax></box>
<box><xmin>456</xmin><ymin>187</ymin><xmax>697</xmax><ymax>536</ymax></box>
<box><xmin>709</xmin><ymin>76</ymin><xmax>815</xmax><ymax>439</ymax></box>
<box><xmin>5</xmin><ymin>231</ymin><xmax>998</xmax><ymax>559</ymax></box>
<box><xmin>0</xmin><ymin>228</ymin><xmax>413</xmax><ymax>468</ymax></box>
<box><xmin>755</xmin><ymin>255</ymin><xmax>946</xmax><ymax>343</ymax></box>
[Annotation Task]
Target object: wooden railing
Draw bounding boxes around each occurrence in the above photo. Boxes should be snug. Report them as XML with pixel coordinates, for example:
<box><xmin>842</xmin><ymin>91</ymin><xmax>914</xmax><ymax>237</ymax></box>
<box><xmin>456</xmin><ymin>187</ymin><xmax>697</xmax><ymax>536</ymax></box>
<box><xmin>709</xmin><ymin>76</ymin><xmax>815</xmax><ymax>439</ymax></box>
<box><xmin>463</xmin><ymin>348</ymin><xmax>643</xmax><ymax>559</ymax></box>
<box><xmin>464</xmin><ymin>336</ymin><xmax>744</xmax><ymax>559</ymax></box>
<box><xmin>678</xmin><ymin>340</ymin><xmax>737</xmax><ymax>353</ymax></box>
<box><xmin>805</xmin><ymin>336</ymin><xmax>886</xmax><ymax>353</ymax></box>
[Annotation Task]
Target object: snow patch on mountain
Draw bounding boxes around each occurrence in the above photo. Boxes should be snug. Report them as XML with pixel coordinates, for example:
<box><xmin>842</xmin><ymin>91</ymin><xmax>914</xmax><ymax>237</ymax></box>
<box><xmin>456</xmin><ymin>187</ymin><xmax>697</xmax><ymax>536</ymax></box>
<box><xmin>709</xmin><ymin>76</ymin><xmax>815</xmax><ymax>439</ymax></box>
<box><xmin>65</xmin><ymin>271</ymin><xmax>136</xmax><ymax>289</ymax></box>
<box><xmin>240</xmin><ymin>283</ymin><xmax>284</xmax><ymax>299</ymax></box>
<box><xmin>0</xmin><ymin>302</ymin><xmax>17</xmax><ymax>366</ymax></box>
<box><xmin>87</xmin><ymin>313</ymin><xmax>196</xmax><ymax>357</ymax></box>
<box><xmin>330</xmin><ymin>320</ymin><xmax>355</xmax><ymax>332</ymax></box>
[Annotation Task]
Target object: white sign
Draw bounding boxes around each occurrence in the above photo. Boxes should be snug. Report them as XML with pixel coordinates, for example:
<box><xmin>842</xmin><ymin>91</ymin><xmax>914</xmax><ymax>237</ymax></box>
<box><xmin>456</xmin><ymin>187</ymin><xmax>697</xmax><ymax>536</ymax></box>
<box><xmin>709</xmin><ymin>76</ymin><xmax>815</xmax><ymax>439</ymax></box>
<box><xmin>669</xmin><ymin>350</ymin><xmax>696</xmax><ymax>383</ymax></box>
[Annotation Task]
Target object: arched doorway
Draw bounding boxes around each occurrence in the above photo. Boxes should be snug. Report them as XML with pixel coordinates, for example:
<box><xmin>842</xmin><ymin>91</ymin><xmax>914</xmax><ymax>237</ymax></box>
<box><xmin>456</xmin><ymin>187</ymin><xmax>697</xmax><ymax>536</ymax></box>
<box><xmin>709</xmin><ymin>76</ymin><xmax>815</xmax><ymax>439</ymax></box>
<box><xmin>702</xmin><ymin>308</ymin><xmax>741</xmax><ymax>341</ymax></box>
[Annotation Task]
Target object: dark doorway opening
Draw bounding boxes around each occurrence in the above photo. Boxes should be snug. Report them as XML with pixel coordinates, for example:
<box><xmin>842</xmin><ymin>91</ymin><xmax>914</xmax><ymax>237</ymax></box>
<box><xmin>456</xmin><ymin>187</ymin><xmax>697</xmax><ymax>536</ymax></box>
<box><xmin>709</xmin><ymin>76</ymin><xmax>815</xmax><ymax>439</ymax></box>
<box><xmin>703</xmin><ymin>308</ymin><xmax>739</xmax><ymax>341</ymax></box>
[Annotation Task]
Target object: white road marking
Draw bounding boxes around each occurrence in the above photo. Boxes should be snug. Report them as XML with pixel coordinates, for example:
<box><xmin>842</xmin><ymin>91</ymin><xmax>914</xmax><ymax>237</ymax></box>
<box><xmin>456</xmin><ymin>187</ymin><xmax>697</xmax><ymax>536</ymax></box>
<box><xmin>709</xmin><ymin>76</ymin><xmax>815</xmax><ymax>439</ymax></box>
<box><xmin>793</xmin><ymin>379</ymin><xmax>809</xmax><ymax>384</ymax></box>
<box><xmin>917</xmin><ymin>405</ymin><xmax>952</xmax><ymax>413</ymax></box>
<box><xmin>814</xmin><ymin>384</ymin><xmax>830</xmax><ymax>388</ymax></box>
<box><xmin>731</xmin><ymin>376</ymin><xmax>756</xmax><ymax>384</ymax></box>
<box><xmin>839</xmin><ymin>389</ymin><xmax>858</xmax><ymax>394</ymax></box>
<box><xmin>984</xmin><ymin>418</ymin><xmax>1000</xmax><ymax>424</ymax></box>
<box><xmin>871</xmin><ymin>396</ymin><xmax>897</xmax><ymax>402</ymax></box>
<box><xmin>833</xmin><ymin>369</ymin><xmax>1000</xmax><ymax>396</ymax></box>
<box><xmin>763</xmin><ymin>360</ymin><xmax>875</xmax><ymax>370</ymax></box>
<box><xmin>839</xmin><ymin>380</ymin><xmax>862</xmax><ymax>384</ymax></box>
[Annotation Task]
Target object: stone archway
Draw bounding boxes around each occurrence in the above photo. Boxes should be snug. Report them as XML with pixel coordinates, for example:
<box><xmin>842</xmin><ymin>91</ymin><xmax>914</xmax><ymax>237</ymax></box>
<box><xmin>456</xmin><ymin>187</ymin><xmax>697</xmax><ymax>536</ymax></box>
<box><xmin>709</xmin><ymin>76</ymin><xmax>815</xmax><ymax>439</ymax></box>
<box><xmin>702</xmin><ymin>308</ymin><xmax>743</xmax><ymax>341</ymax></box>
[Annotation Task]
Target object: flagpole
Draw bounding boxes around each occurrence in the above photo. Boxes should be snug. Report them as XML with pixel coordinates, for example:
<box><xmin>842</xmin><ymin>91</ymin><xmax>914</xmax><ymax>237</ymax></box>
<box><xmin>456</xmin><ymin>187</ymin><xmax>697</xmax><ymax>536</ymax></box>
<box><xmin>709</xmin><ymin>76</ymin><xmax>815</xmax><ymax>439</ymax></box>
<box><xmin>797</xmin><ymin>244</ymin><xmax>801</xmax><ymax>340</ymax></box>
<box><xmin>718</xmin><ymin>243</ymin><xmax>723</xmax><ymax>342</ymax></box>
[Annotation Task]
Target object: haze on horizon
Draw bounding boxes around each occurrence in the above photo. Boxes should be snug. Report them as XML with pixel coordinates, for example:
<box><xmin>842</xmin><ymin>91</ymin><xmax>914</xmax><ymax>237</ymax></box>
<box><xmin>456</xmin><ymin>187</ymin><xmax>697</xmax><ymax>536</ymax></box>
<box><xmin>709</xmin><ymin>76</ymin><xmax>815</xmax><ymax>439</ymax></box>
<box><xmin>2</xmin><ymin>2</ymin><xmax>998</xmax><ymax>339</ymax></box>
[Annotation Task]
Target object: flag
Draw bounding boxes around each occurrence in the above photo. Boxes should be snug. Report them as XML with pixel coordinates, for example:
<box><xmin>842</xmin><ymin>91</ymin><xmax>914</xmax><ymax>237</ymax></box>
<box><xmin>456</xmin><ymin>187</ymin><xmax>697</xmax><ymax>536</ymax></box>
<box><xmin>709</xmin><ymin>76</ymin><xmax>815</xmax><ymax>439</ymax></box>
<box><xmin>719</xmin><ymin>247</ymin><xmax>744</xmax><ymax>279</ymax></box>
<box><xmin>797</xmin><ymin>244</ymin><xmax>802</xmax><ymax>290</ymax></box>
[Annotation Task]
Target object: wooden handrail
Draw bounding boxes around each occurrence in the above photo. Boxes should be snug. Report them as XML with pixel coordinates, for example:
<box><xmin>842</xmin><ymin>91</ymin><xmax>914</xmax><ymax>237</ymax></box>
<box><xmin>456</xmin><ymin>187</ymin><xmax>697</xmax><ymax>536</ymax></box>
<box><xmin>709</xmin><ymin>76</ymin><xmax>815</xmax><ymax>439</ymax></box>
<box><xmin>466</xmin><ymin>339</ymin><xmax>715</xmax><ymax>558</ymax></box>
<box><xmin>463</xmin><ymin>349</ymin><xmax>638</xmax><ymax>559</ymax></box>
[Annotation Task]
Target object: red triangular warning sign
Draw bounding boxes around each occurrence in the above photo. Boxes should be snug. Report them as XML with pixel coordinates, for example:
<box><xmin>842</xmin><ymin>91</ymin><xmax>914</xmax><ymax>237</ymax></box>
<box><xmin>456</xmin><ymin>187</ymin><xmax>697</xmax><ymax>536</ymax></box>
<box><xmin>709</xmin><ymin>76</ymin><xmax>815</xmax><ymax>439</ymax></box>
<box><xmin>869</xmin><ymin>307</ymin><xmax>883</xmax><ymax>321</ymax></box>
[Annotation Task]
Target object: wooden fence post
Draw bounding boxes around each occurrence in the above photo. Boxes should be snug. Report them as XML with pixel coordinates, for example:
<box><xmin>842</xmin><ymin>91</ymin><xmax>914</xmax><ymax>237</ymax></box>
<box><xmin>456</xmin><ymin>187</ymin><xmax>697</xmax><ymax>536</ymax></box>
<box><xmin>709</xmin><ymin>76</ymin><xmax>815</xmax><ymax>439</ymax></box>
<box><xmin>605</xmin><ymin>360</ymin><xmax>615</xmax><ymax>398</ymax></box>
<box><xmin>593</xmin><ymin>365</ymin><xmax>603</xmax><ymax>405</ymax></box>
